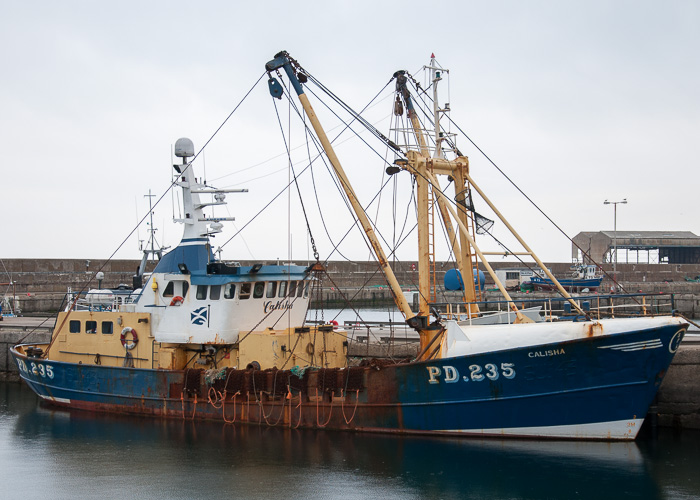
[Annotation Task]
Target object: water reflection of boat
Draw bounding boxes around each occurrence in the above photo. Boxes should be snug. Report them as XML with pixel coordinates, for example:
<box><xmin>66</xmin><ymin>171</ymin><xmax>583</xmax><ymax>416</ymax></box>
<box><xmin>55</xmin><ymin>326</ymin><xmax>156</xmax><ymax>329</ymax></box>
<box><xmin>10</xmin><ymin>52</ymin><xmax>687</xmax><ymax>440</ymax></box>
<box><xmin>9</xmin><ymin>400</ymin><xmax>661</xmax><ymax>500</ymax></box>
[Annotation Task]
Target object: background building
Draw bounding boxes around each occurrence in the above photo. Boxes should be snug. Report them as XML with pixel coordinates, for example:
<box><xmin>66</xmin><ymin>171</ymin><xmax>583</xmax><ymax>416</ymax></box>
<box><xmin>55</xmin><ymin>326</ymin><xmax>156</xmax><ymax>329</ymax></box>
<box><xmin>572</xmin><ymin>231</ymin><xmax>700</xmax><ymax>265</ymax></box>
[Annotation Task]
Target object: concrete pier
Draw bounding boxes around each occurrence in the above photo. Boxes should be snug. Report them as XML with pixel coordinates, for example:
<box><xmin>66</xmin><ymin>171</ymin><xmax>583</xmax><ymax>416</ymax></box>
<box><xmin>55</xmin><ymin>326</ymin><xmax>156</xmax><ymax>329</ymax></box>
<box><xmin>0</xmin><ymin>317</ymin><xmax>52</xmax><ymax>382</ymax></box>
<box><xmin>656</xmin><ymin>339</ymin><xmax>700</xmax><ymax>429</ymax></box>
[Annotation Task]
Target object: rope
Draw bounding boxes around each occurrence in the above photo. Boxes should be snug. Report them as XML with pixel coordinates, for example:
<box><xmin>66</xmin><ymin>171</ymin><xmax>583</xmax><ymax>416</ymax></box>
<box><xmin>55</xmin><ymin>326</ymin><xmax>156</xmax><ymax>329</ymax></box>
<box><xmin>259</xmin><ymin>396</ymin><xmax>287</xmax><ymax>427</ymax></box>
<box><xmin>251</xmin><ymin>369</ymin><xmax>286</xmax><ymax>426</ymax></box>
<box><xmin>290</xmin><ymin>386</ymin><xmax>303</xmax><ymax>429</ymax></box>
<box><xmin>207</xmin><ymin>386</ymin><xmax>223</xmax><ymax>409</ymax></box>
<box><xmin>180</xmin><ymin>392</ymin><xmax>197</xmax><ymax>420</ymax></box>
<box><xmin>341</xmin><ymin>389</ymin><xmax>360</xmax><ymax>425</ymax></box>
<box><xmin>678</xmin><ymin>313</ymin><xmax>700</xmax><ymax>330</ymax></box>
<box><xmin>15</xmin><ymin>316</ymin><xmax>55</xmax><ymax>345</ymax></box>
<box><xmin>43</xmin><ymin>293</ymin><xmax>83</xmax><ymax>357</ymax></box>
<box><xmin>315</xmin><ymin>388</ymin><xmax>333</xmax><ymax>427</ymax></box>
<box><xmin>221</xmin><ymin>391</ymin><xmax>241</xmax><ymax>424</ymax></box>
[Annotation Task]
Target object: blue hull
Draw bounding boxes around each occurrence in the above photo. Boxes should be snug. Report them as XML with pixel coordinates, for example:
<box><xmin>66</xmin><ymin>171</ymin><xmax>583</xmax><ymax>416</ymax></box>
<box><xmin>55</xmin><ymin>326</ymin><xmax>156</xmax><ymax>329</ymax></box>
<box><xmin>11</xmin><ymin>322</ymin><xmax>684</xmax><ymax>440</ymax></box>
<box><xmin>397</xmin><ymin>325</ymin><xmax>681</xmax><ymax>437</ymax></box>
<box><xmin>528</xmin><ymin>276</ymin><xmax>603</xmax><ymax>291</ymax></box>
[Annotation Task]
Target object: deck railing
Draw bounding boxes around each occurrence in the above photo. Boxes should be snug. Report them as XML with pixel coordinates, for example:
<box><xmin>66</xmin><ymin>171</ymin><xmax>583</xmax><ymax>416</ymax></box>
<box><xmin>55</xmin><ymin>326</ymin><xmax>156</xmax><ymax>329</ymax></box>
<box><xmin>435</xmin><ymin>292</ymin><xmax>676</xmax><ymax>324</ymax></box>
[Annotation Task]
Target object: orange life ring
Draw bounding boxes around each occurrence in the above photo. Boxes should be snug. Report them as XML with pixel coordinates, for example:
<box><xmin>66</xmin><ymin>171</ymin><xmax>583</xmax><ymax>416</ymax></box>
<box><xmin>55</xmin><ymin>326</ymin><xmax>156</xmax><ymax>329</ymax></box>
<box><xmin>170</xmin><ymin>296</ymin><xmax>184</xmax><ymax>306</ymax></box>
<box><xmin>120</xmin><ymin>327</ymin><xmax>138</xmax><ymax>350</ymax></box>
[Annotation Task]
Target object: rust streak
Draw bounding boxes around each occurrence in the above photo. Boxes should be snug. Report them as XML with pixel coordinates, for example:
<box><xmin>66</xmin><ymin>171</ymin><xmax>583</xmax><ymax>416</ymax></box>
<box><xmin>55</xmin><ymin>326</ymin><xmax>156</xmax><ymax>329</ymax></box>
<box><xmin>585</xmin><ymin>322</ymin><xmax>604</xmax><ymax>337</ymax></box>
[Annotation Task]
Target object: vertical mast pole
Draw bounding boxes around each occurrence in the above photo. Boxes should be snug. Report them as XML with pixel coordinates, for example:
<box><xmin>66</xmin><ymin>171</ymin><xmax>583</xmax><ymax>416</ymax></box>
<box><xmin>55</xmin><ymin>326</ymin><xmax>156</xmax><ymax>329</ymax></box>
<box><xmin>429</xmin><ymin>54</ymin><xmax>443</xmax><ymax>160</ymax></box>
<box><xmin>426</xmin><ymin>56</ymin><xmax>476</xmax><ymax>306</ymax></box>
<box><xmin>401</xmin><ymin>73</ymin><xmax>432</xmax><ymax>319</ymax></box>
<box><xmin>402</xmin><ymin>61</ymin><xmax>476</xmax><ymax>309</ymax></box>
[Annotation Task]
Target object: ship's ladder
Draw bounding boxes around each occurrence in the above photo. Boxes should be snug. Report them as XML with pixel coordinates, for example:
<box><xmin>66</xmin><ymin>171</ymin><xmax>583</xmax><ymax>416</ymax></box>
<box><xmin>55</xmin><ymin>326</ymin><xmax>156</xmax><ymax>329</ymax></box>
<box><xmin>428</xmin><ymin>187</ymin><xmax>437</xmax><ymax>303</ymax></box>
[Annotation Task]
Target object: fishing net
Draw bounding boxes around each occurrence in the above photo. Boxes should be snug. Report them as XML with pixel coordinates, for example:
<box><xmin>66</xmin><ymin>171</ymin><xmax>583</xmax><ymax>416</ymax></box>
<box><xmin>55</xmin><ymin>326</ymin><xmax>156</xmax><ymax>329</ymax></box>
<box><xmin>458</xmin><ymin>188</ymin><xmax>494</xmax><ymax>235</ymax></box>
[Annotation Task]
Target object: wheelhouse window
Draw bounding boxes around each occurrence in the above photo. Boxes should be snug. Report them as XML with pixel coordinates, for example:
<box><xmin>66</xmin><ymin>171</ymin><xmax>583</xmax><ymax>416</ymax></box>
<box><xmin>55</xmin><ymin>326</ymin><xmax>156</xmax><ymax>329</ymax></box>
<box><xmin>224</xmin><ymin>283</ymin><xmax>236</xmax><ymax>299</ymax></box>
<box><xmin>69</xmin><ymin>320</ymin><xmax>81</xmax><ymax>333</ymax></box>
<box><xmin>101</xmin><ymin>321</ymin><xmax>113</xmax><ymax>334</ymax></box>
<box><xmin>278</xmin><ymin>281</ymin><xmax>287</xmax><ymax>298</ymax></box>
<box><xmin>240</xmin><ymin>283</ymin><xmax>251</xmax><ymax>300</ymax></box>
<box><xmin>253</xmin><ymin>282</ymin><xmax>265</xmax><ymax>299</ymax></box>
<box><xmin>288</xmin><ymin>281</ymin><xmax>297</xmax><ymax>298</ymax></box>
<box><xmin>303</xmin><ymin>281</ymin><xmax>310</xmax><ymax>297</ymax></box>
<box><xmin>266</xmin><ymin>282</ymin><xmax>277</xmax><ymax>298</ymax></box>
<box><xmin>297</xmin><ymin>281</ymin><xmax>305</xmax><ymax>298</ymax></box>
<box><xmin>210</xmin><ymin>285</ymin><xmax>221</xmax><ymax>300</ymax></box>
<box><xmin>86</xmin><ymin>321</ymin><xmax>97</xmax><ymax>334</ymax></box>
<box><xmin>163</xmin><ymin>281</ymin><xmax>175</xmax><ymax>297</ymax></box>
<box><xmin>182</xmin><ymin>281</ymin><xmax>189</xmax><ymax>298</ymax></box>
<box><xmin>196</xmin><ymin>285</ymin><xmax>208</xmax><ymax>300</ymax></box>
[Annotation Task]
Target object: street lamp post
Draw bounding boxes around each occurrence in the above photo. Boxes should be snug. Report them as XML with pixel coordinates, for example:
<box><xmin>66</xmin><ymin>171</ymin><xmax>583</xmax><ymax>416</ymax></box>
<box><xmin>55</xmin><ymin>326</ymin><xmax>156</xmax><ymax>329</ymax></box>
<box><xmin>604</xmin><ymin>198</ymin><xmax>627</xmax><ymax>290</ymax></box>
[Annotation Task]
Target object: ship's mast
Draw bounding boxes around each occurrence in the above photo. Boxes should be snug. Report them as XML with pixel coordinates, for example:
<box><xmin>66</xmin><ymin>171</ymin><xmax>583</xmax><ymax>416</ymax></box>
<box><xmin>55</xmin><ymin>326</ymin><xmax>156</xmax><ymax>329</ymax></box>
<box><xmin>265</xmin><ymin>52</ymin><xmax>586</xmax><ymax>357</ymax></box>
<box><xmin>265</xmin><ymin>53</ymin><xmax>422</xmax><ymax>332</ymax></box>
<box><xmin>398</xmin><ymin>57</ymin><xmax>585</xmax><ymax>319</ymax></box>
<box><xmin>429</xmin><ymin>54</ymin><xmax>444</xmax><ymax>160</ymax></box>
<box><xmin>426</xmin><ymin>57</ymin><xmax>478</xmax><ymax>305</ymax></box>
<box><xmin>172</xmin><ymin>138</ymin><xmax>246</xmax><ymax>246</ymax></box>
<box><xmin>137</xmin><ymin>190</ymin><xmax>165</xmax><ymax>277</ymax></box>
<box><xmin>395</xmin><ymin>62</ymin><xmax>479</xmax><ymax>316</ymax></box>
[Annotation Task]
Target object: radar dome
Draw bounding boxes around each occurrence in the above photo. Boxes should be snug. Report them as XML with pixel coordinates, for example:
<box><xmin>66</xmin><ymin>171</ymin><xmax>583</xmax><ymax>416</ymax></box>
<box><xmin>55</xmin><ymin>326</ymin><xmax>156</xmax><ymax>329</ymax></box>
<box><xmin>174</xmin><ymin>138</ymin><xmax>195</xmax><ymax>158</ymax></box>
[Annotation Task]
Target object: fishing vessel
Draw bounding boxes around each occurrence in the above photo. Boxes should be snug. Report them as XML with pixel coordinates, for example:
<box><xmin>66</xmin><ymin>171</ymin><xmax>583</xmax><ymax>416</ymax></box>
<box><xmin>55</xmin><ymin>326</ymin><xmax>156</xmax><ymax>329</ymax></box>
<box><xmin>525</xmin><ymin>264</ymin><xmax>604</xmax><ymax>292</ymax></box>
<box><xmin>11</xmin><ymin>52</ymin><xmax>687</xmax><ymax>440</ymax></box>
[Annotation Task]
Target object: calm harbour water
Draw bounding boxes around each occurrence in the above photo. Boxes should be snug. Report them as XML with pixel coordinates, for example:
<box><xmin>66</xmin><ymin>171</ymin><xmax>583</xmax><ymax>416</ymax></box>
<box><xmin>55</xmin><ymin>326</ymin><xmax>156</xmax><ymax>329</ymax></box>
<box><xmin>2</xmin><ymin>383</ymin><xmax>700</xmax><ymax>500</ymax></box>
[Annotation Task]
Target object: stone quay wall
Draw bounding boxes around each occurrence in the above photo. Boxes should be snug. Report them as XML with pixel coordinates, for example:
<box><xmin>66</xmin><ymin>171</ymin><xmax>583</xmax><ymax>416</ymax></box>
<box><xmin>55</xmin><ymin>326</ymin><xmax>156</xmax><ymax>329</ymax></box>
<box><xmin>2</xmin><ymin>258</ymin><xmax>700</xmax><ymax>315</ymax></box>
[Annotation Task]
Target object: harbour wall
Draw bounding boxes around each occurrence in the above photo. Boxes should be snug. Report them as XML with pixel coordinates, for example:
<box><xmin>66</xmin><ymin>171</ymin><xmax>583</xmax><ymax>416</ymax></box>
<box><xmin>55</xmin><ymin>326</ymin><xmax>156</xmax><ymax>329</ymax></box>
<box><xmin>3</xmin><ymin>258</ymin><xmax>700</xmax><ymax>315</ymax></box>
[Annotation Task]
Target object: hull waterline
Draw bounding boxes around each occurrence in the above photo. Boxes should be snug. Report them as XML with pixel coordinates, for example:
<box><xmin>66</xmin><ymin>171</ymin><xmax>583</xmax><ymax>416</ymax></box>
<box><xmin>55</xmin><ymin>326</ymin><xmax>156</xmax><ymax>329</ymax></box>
<box><xmin>11</xmin><ymin>321</ymin><xmax>685</xmax><ymax>440</ymax></box>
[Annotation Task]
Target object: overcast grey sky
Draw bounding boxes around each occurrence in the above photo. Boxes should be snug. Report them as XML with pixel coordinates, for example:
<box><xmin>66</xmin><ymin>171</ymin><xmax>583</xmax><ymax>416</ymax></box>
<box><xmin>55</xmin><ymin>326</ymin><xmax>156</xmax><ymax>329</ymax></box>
<box><xmin>1</xmin><ymin>0</ymin><xmax>698</xmax><ymax>265</ymax></box>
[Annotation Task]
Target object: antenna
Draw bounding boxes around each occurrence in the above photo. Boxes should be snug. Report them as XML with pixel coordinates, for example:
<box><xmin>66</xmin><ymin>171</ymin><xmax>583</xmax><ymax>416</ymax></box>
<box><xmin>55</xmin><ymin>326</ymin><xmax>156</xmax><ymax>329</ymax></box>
<box><xmin>136</xmin><ymin>189</ymin><xmax>167</xmax><ymax>277</ymax></box>
<box><xmin>145</xmin><ymin>190</ymin><xmax>158</xmax><ymax>257</ymax></box>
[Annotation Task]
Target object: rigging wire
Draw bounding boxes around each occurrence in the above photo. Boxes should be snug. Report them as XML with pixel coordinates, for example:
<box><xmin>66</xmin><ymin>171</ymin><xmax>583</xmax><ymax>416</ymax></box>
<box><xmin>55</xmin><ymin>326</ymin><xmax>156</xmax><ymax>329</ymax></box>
<box><xmin>42</xmin><ymin>72</ymin><xmax>267</xmax><ymax>357</ymax></box>
<box><xmin>207</xmin><ymin>91</ymin><xmax>394</xmax><ymax>185</ymax></box>
<box><xmin>272</xmin><ymin>96</ymin><xmax>319</xmax><ymax>261</ymax></box>
<box><xmin>270</xmin><ymin>72</ymin><xmax>408</xmax><ymax>267</ymax></box>
<box><xmin>296</xmin><ymin>69</ymin><xmax>469</xmax><ymax>311</ymax></box>
<box><xmin>266</xmin><ymin>72</ymin><xmax>432</xmax><ymax>325</ymax></box>
<box><xmin>438</xmin><ymin>100</ymin><xmax>629</xmax><ymax>295</ymax></box>
<box><xmin>299</xmin><ymin>80</ymin><xmax>421</xmax><ymax>259</ymax></box>
<box><xmin>304</xmin><ymin>71</ymin><xmax>400</xmax><ymax>154</ymax></box>
<box><xmin>305</xmin><ymin>84</ymin><xmax>401</xmax><ymax>166</ymax></box>
<box><xmin>403</xmin><ymin>74</ymin><xmax>604</xmax><ymax>275</ymax></box>
<box><xmin>274</xmin><ymin>62</ymin><xmax>606</xmax><ymax>312</ymax></box>
<box><xmin>391</xmin><ymin>76</ymin><xmax>599</xmax><ymax>307</ymax></box>
<box><xmin>277</xmin><ymin>69</ymin><xmax>442</xmax><ymax>312</ymax></box>
<box><xmin>90</xmin><ymin>71</ymin><xmax>267</xmax><ymax>279</ymax></box>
